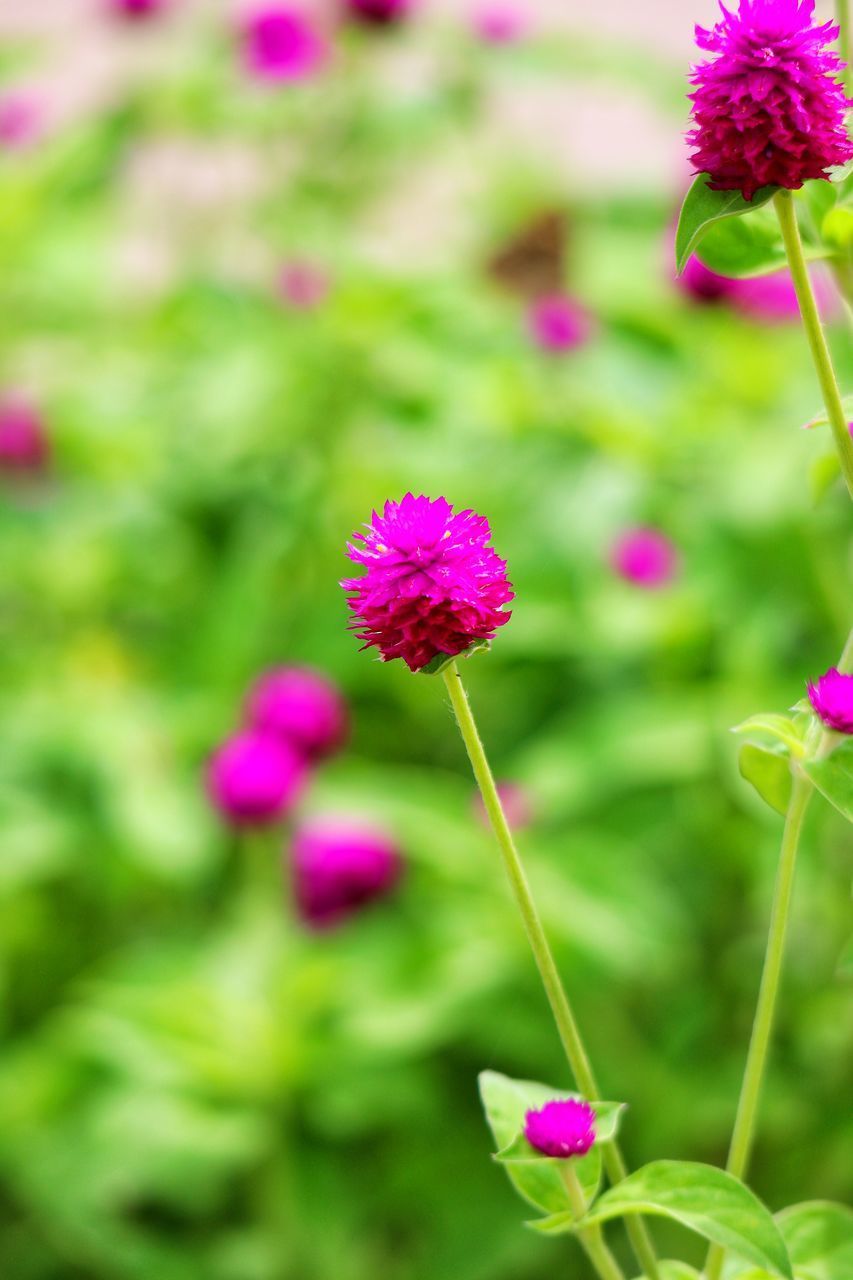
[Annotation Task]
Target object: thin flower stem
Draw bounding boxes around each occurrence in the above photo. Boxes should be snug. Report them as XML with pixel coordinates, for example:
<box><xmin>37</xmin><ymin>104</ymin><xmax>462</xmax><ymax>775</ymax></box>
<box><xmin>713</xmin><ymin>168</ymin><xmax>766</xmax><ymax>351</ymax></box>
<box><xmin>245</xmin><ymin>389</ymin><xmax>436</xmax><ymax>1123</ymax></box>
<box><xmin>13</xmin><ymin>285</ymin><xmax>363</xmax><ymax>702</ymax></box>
<box><xmin>773</xmin><ymin>189</ymin><xmax>853</xmax><ymax>500</ymax></box>
<box><xmin>442</xmin><ymin>663</ymin><xmax>660</xmax><ymax>1280</ymax></box>
<box><xmin>563</xmin><ymin>1164</ymin><xmax>627</xmax><ymax>1280</ymax></box>
<box><xmin>838</xmin><ymin>0</ymin><xmax>852</xmax><ymax>94</ymax></box>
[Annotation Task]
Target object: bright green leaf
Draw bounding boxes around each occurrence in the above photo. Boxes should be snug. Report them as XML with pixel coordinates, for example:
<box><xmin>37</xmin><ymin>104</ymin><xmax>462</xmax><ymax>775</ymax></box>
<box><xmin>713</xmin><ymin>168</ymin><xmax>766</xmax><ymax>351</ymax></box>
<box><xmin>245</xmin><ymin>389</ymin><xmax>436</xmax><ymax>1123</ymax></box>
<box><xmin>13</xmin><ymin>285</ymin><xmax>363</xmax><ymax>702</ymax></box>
<box><xmin>777</xmin><ymin>1200</ymin><xmax>853</xmax><ymax>1279</ymax></box>
<box><xmin>675</xmin><ymin>175</ymin><xmax>778</xmax><ymax>274</ymax></box>
<box><xmin>739</xmin><ymin>744</ymin><xmax>792</xmax><ymax>816</ymax></box>
<box><xmin>810</xmin><ymin>454</ymin><xmax>842</xmax><ymax>505</ymax></box>
<box><xmin>580</xmin><ymin>1160</ymin><xmax>794</xmax><ymax>1279</ymax></box>
<box><xmin>804</xmin><ymin>739</ymin><xmax>853</xmax><ymax>824</ymax></box>
<box><xmin>630</xmin><ymin>1265</ymin><xmax>703</xmax><ymax>1280</ymax></box>
<box><xmin>732</xmin><ymin>715</ymin><xmax>805</xmax><ymax>757</ymax></box>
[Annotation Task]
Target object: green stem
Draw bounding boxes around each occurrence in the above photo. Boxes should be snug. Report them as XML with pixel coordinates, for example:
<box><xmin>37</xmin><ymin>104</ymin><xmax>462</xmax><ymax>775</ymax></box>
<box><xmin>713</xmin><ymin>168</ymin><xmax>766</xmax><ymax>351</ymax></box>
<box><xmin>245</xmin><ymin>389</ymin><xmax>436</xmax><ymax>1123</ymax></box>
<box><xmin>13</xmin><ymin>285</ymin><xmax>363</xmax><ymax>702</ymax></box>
<box><xmin>563</xmin><ymin>1164</ymin><xmax>627</xmax><ymax>1280</ymax></box>
<box><xmin>838</xmin><ymin>0</ymin><xmax>852</xmax><ymax>95</ymax></box>
<box><xmin>442</xmin><ymin>663</ymin><xmax>660</xmax><ymax>1280</ymax></box>
<box><xmin>704</xmin><ymin>772</ymin><xmax>813</xmax><ymax>1280</ymax></box>
<box><xmin>773</xmin><ymin>190</ymin><xmax>853</xmax><ymax>501</ymax></box>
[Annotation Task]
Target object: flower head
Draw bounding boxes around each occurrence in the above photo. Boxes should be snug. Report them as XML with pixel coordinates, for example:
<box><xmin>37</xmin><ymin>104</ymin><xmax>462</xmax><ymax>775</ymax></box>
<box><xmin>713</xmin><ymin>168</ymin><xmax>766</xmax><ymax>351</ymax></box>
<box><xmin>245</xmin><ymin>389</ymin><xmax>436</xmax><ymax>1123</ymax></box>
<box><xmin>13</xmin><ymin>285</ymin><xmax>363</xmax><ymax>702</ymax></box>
<box><xmin>807</xmin><ymin>667</ymin><xmax>853</xmax><ymax>734</ymax></box>
<box><xmin>0</xmin><ymin>93</ymin><xmax>42</xmax><ymax>150</ymax></box>
<box><xmin>0</xmin><ymin>399</ymin><xmax>50</xmax><ymax>474</ymax></box>
<box><xmin>611</xmin><ymin>528</ymin><xmax>679</xmax><ymax>589</ymax></box>
<box><xmin>242</xmin><ymin>5</ymin><xmax>327</xmax><ymax>82</ymax></box>
<box><xmin>207</xmin><ymin>730</ymin><xmax>308</xmax><ymax>827</ymax></box>
<box><xmin>291</xmin><ymin>815</ymin><xmax>403</xmax><ymax>928</ymax></box>
<box><xmin>345</xmin><ymin>0</ymin><xmax>412</xmax><ymax>26</ymax></box>
<box><xmin>527</xmin><ymin>293</ymin><xmax>592</xmax><ymax>354</ymax></box>
<box><xmin>109</xmin><ymin>0</ymin><xmax>165</xmax><ymax>17</ymax></box>
<box><xmin>343</xmin><ymin>494</ymin><xmax>514</xmax><ymax>672</ymax></box>
<box><xmin>678</xmin><ymin>253</ymin><xmax>837</xmax><ymax>321</ymax></box>
<box><xmin>688</xmin><ymin>0</ymin><xmax>853</xmax><ymax>201</ymax></box>
<box><xmin>524</xmin><ymin>1099</ymin><xmax>597</xmax><ymax>1158</ymax></box>
<box><xmin>278</xmin><ymin>260</ymin><xmax>330</xmax><ymax>310</ymax></box>
<box><xmin>246</xmin><ymin>666</ymin><xmax>348</xmax><ymax>760</ymax></box>
<box><xmin>473</xmin><ymin>4</ymin><xmax>526</xmax><ymax>44</ymax></box>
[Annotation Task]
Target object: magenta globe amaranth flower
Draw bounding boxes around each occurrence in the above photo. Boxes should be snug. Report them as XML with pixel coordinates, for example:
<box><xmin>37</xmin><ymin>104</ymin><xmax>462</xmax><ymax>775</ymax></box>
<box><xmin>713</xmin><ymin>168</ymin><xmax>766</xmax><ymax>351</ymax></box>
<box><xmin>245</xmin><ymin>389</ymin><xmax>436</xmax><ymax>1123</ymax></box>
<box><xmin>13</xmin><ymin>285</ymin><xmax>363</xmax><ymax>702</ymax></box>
<box><xmin>242</xmin><ymin>5</ymin><xmax>326</xmax><ymax>82</ymax></box>
<box><xmin>207</xmin><ymin>730</ymin><xmax>307</xmax><ymax>827</ymax></box>
<box><xmin>688</xmin><ymin>0</ymin><xmax>853</xmax><ymax>201</ymax></box>
<box><xmin>278</xmin><ymin>260</ymin><xmax>330</xmax><ymax>310</ymax></box>
<box><xmin>524</xmin><ymin>1099</ymin><xmax>597</xmax><ymax>1158</ymax></box>
<box><xmin>291</xmin><ymin>816</ymin><xmax>403</xmax><ymax>928</ymax></box>
<box><xmin>109</xmin><ymin>0</ymin><xmax>165</xmax><ymax>17</ymax></box>
<box><xmin>345</xmin><ymin>0</ymin><xmax>412</xmax><ymax>27</ymax></box>
<box><xmin>0</xmin><ymin>93</ymin><xmax>42</xmax><ymax>150</ymax></box>
<box><xmin>0</xmin><ymin>400</ymin><xmax>49</xmax><ymax>474</ymax></box>
<box><xmin>473</xmin><ymin>4</ymin><xmax>526</xmax><ymax>44</ymax></box>
<box><xmin>343</xmin><ymin>494</ymin><xmax>514</xmax><ymax>673</ymax></box>
<box><xmin>527</xmin><ymin>294</ymin><xmax>592</xmax><ymax>354</ymax></box>
<box><xmin>611</xmin><ymin>528</ymin><xmax>678</xmax><ymax>589</ymax></box>
<box><xmin>246</xmin><ymin>666</ymin><xmax>348</xmax><ymax>761</ymax></box>
<box><xmin>807</xmin><ymin>667</ymin><xmax>853</xmax><ymax>734</ymax></box>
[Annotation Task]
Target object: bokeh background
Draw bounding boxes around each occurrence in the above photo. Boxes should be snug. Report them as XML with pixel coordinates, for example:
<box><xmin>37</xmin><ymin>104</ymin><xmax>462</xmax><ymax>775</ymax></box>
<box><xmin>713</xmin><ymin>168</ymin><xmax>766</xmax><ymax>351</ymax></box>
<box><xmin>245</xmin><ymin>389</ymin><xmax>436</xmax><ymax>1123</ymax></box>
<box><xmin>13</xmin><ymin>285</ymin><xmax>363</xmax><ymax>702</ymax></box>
<box><xmin>0</xmin><ymin>2</ymin><xmax>851</xmax><ymax>1278</ymax></box>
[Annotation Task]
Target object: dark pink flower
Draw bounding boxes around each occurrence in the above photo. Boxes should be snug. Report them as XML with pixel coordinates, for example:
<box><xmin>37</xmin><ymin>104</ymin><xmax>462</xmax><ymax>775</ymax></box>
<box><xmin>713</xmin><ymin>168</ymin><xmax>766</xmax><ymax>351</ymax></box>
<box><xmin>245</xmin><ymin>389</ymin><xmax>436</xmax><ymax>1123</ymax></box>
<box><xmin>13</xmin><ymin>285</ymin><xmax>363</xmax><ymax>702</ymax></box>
<box><xmin>473</xmin><ymin>4</ymin><xmax>526</xmax><ymax>44</ymax></box>
<box><xmin>678</xmin><ymin>252</ymin><xmax>837</xmax><ymax>322</ymax></box>
<box><xmin>345</xmin><ymin>0</ymin><xmax>412</xmax><ymax>26</ymax></box>
<box><xmin>527</xmin><ymin>293</ymin><xmax>592</xmax><ymax>354</ymax></box>
<box><xmin>611</xmin><ymin>528</ymin><xmax>678</xmax><ymax>589</ymax></box>
<box><xmin>291</xmin><ymin>815</ymin><xmax>403</xmax><ymax>928</ymax></box>
<box><xmin>109</xmin><ymin>0</ymin><xmax>165</xmax><ymax>17</ymax></box>
<box><xmin>474</xmin><ymin>781</ymin><xmax>534</xmax><ymax>831</ymax></box>
<box><xmin>246</xmin><ymin>666</ymin><xmax>348</xmax><ymax>761</ymax></box>
<box><xmin>0</xmin><ymin>400</ymin><xmax>50</xmax><ymax>474</ymax></box>
<box><xmin>679</xmin><ymin>253</ymin><xmax>741</xmax><ymax>303</ymax></box>
<box><xmin>278</xmin><ymin>260</ymin><xmax>330</xmax><ymax>310</ymax></box>
<box><xmin>524</xmin><ymin>1099</ymin><xmax>597</xmax><ymax>1158</ymax></box>
<box><xmin>0</xmin><ymin>93</ymin><xmax>42</xmax><ymax>150</ymax></box>
<box><xmin>688</xmin><ymin>0</ymin><xmax>853</xmax><ymax>201</ymax></box>
<box><xmin>207</xmin><ymin>731</ymin><xmax>308</xmax><ymax>827</ymax></box>
<box><xmin>807</xmin><ymin>667</ymin><xmax>853</xmax><ymax>734</ymax></box>
<box><xmin>343</xmin><ymin>494</ymin><xmax>514</xmax><ymax>672</ymax></box>
<box><xmin>242</xmin><ymin>5</ymin><xmax>327</xmax><ymax>82</ymax></box>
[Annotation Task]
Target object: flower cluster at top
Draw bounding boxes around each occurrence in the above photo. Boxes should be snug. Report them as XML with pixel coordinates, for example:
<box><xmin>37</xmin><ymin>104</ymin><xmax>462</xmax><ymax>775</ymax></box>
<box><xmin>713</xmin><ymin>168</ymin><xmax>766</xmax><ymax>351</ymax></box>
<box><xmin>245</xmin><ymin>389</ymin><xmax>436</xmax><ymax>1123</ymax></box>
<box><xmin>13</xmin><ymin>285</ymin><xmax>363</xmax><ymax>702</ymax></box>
<box><xmin>524</xmin><ymin>1099</ymin><xmax>597</xmax><ymax>1158</ymax></box>
<box><xmin>343</xmin><ymin>494</ymin><xmax>514</xmax><ymax>672</ymax></box>
<box><xmin>807</xmin><ymin>667</ymin><xmax>853</xmax><ymax>734</ymax></box>
<box><xmin>688</xmin><ymin>0</ymin><xmax>853</xmax><ymax>200</ymax></box>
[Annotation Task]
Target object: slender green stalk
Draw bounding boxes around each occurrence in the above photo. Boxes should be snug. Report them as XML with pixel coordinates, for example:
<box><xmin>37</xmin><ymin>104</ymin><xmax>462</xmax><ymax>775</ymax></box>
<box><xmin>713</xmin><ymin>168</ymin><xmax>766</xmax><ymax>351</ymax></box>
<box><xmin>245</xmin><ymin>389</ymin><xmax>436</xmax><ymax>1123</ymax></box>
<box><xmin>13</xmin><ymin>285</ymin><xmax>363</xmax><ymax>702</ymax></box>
<box><xmin>773</xmin><ymin>190</ymin><xmax>853</xmax><ymax>500</ymax></box>
<box><xmin>563</xmin><ymin>1164</ymin><xmax>626</xmax><ymax>1280</ymax></box>
<box><xmin>838</xmin><ymin>0</ymin><xmax>852</xmax><ymax>95</ymax></box>
<box><xmin>442</xmin><ymin>663</ymin><xmax>660</xmax><ymax>1280</ymax></box>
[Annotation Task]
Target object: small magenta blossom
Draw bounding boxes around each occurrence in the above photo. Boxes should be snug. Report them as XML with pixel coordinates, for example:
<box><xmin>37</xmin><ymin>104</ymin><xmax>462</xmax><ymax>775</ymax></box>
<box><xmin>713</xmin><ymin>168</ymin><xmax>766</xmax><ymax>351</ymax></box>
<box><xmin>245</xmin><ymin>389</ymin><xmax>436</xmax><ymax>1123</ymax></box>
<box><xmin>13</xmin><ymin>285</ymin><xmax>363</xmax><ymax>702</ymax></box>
<box><xmin>345</xmin><ymin>0</ymin><xmax>412</xmax><ymax>26</ymax></box>
<box><xmin>0</xmin><ymin>400</ymin><xmax>49</xmax><ymax>474</ymax></box>
<box><xmin>611</xmin><ymin>528</ymin><xmax>678</xmax><ymax>589</ymax></box>
<box><xmin>343</xmin><ymin>494</ymin><xmax>514</xmax><ymax>672</ymax></box>
<box><xmin>278</xmin><ymin>260</ymin><xmax>330</xmax><ymax>310</ymax></box>
<box><xmin>246</xmin><ymin>666</ymin><xmax>348</xmax><ymax>761</ymax></box>
<box><xmin>109</xmin><ymin>0</ymin><xmax>165</xmax><ymax>17</ymax></box>
<box><xmin>807</xmin><ymin>667</ymin><xmax>853</xmax><ymax>734</ymax></box>
<box><xmin>527</xmin><ymin>294</ymin><xmax>592</xmax><ymax>354</ymax></box>
<box><xmin>679</xmin><ymin>254</ymin><xmax>837</xmax><ymax>322</ymax></box>
<box><xmin>473</xmin><ymin>4</ymin><xmax>526</xmax><ymax>44</ymax></box>
<box><xmin>0</xmin><ymin>93</ymin><xmax>42</xmax><ymax>150</ymax></box>
<box><xmin>242</xmin><ymin>5</ymin><xmax>327</xmax><ymax>82</ymax></box>
<box><xmin>291</xmin><ymin>816</ymin><xmax>403</xmax><ymax>928</ymax></box>
<box><xmin>688</xmin><ymin>0</ymin><xmax>853</xmax><ymax>201</ymax></box>
<box><xmin>207</xmin><ymin>730</ymin><xmax>307</xmax><ymax>827</ymax></box>
<box><xmin>524</xmin><ymin>1099</ymin><xmax>597</xmax><ymax>1158</ymax></box>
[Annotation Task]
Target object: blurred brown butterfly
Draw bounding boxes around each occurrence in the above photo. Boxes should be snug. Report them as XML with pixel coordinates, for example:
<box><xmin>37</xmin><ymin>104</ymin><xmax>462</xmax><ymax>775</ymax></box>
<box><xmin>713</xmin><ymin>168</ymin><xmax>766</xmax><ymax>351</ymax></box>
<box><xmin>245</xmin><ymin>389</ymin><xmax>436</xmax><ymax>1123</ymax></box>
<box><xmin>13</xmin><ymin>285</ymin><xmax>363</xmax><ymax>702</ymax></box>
<box><xmin>486</xmin><ymin>209</ymin><xmax>569</xmax><ymax>300</ymax></box>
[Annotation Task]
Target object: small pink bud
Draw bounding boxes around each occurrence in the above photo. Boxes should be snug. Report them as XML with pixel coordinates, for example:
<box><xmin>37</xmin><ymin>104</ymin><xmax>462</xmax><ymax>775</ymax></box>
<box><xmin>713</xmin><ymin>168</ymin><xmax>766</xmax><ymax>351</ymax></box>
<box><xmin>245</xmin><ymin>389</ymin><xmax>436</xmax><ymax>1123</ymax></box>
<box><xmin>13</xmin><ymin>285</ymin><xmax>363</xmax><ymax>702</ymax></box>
<box><xmin>0</xmin><ymin>399</ymin><xmax>50</xmax><ymax>475</ymax></box>
<box><xmin>291</xmin><ymin>815</ymin><xmax>403</xmax><ymax>928</ymax></box>
<box><xmin>242</xmin><ymin>5</ymin><xmax>327</xmax><ymax>83</ymax></box>
<box><xmin>611</xmin><ymin>528</ymin><xmax>678</xmax><ymax>589</ymax></box>
<box><xmin>345</xmin><ymin>0</ymin><xmax>412</xmax><ymax>27</ymax></box>
<box><xmin>527</xmin><ymin>294</ymin><xmax>592</xmax><ymax>354</ymax></box>
<box><xmin>207</xmin><ymin>730</ymin><xmax>308</xmax><ymax>827</ymax></box>
<box><xmin>108</xmin><ymin>0</ymin><xmax>167</xmax><ymax>18</ymax></box>
<box><xmin>0</xmin><ymin>94</ymin><xmax>43</xmax><ymax>150</ymax></box>
<box><xmin>473</xmin><ymin>781</ymin><xmax>534</xmax><ymax>831</ymax></box>
<box><xmin>472</xmin><ymin>4</ymin><xmax>525</xmax><ymax>45</ymax></box>
<box><xmin>278</xmin><ymin>260</ymin><xmax>330</xmax><ymax>310</ymax></box>
<box><xmin>524</xmin><ymin>1099</ymin><xmax>597</xmax><ymax>1158</ymax></box>
<box><xmin>246</xmin><ymin>666</ymin><xmax>348</xmax><ymax>761</ymax></box>
<box><xmin>807</xmin><ymin>667</ymin><xmax>853</xmax><ymax>735</ymax></box>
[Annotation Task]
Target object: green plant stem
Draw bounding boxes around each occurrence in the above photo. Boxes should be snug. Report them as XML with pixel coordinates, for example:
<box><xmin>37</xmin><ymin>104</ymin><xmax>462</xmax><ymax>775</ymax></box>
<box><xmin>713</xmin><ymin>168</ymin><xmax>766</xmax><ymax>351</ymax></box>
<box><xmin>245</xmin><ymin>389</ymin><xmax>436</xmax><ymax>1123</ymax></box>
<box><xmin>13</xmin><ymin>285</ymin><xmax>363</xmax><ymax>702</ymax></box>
<box><xmin>563</xmin><ymin>1164</ymin><xmax>627</xmax><ymax>1280</ymax></box>
<box><xmin>442</xmin><ymin>663</ymin><xmax>660</xmax><ymax>1280</ymax></box>
<box><xmin>703</xmin><ymin>772</ymin><xmax>813</xmax><ymax>1280</ymax></box>
<box><xmin>838</xmin><ymin>0</ymin><xmax>852</xmax><ymax>94</ymax></box>
<box><xmin>773</xmin><ymin>190</ymin><xmax>853</xmax><ymax>501</ymax></box>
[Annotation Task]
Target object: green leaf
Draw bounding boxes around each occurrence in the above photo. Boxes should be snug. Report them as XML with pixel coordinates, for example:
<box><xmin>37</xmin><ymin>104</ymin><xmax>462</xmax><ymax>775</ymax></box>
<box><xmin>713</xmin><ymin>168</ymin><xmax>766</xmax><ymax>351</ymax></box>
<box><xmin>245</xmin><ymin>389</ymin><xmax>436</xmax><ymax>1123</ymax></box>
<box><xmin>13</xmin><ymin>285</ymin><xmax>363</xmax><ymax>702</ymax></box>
<box><xmin>580</xmin><ymin>1160</ymin><xmax>794</xmax><ymax>1279</ymax></box>
<box><xmin>732</xmin><ymin>715</ymin><xmax>805</xmax><ymax>757</ymax></box>
<box><xmin>675</xmin><ymin>175</ymin><xmax>778</xmax><ymax>274</ymax></box>
<box><xmin>478</xmin><ymin>1071</ymin><xmax>602</xmax><ymax>1215</ymax></box>
<box><xmin>777</xmin><ymin>1201</ymin><xmax>853</xmax><ymax>1280</ymax></box>
<box><xmin>739</xmin><ymin>744</ymin><xmax>792</xmax><ymax>816</ymax></box>
<box><xmin>695</xmin><ymin>202</ymin><xmax>832</xmax><ymax>278</ymax></box>
<box><xmin>809</xmin><ymin>454</ymin><xmax>842</xmax><ymax>506</ymax></box>
<box><xmin>804</xmin><ymin>738</ymin><xmax>853</xmax><ymax>824</ymax></box>
<box><xmin>630</xmin><ymin>1266</ymin><xmax>703</xmax><ymax>1280</ymax></box>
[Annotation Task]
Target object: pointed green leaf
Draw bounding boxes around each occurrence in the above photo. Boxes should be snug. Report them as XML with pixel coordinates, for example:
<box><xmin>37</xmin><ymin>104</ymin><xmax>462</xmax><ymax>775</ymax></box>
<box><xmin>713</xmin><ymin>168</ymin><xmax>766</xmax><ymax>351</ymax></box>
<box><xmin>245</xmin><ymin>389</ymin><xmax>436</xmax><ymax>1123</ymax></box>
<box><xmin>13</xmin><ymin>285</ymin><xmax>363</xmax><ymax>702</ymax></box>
<box><xmin>630</xmin><ymin>1266</ymin><xmax>703</xmax><ymax>1280</ymax></box>
<box><xmin>739</xmin><ymin>744</ymin><xmax>792</xmax><ymax>816</ymax></box>
<box><xmin>732</xmin><ymin>715</ymin><xmax>805</xmax><ymax>757</ymax></box>
<box><xmin>580</xmin><ymin>1160</ymin><xmax>794</xmax><ymax>1279</ymax></box>
<box><xmin>675</xmin><ymin>175</ymin><xmax>778</xmax><ymax>274</ymax></box>
<box><xmin>804</xmin><ymin>739</ymin><xmax>853</xmax><ymax>824</ymax></box>
<box><xmin>777</xmin><ymin>1200</ymin><xmax>853</xmax><ymax>1279</ymax></box>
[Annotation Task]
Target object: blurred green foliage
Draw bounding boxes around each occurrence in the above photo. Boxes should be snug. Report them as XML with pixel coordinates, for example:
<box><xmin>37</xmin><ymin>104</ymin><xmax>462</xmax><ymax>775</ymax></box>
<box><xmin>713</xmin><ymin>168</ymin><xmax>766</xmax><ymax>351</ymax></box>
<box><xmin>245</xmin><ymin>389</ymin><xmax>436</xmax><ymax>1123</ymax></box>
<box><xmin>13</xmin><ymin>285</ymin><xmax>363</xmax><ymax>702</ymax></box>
<box><xmin>0</xmin><ymin>10</ymin><xmax>851</xmax><ymax>1280</ymax></box>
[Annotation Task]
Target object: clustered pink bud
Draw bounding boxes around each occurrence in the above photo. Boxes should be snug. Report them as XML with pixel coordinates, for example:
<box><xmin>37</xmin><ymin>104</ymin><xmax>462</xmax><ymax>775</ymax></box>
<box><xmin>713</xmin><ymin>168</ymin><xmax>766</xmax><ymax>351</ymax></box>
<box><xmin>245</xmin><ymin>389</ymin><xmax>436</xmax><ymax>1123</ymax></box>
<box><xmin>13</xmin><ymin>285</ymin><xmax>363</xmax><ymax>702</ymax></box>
<box><xmin>242</xmin><ymin>5</ymin><xmax>327</xmax><ymax>82</ymax></box>
<box><xmin>278</xmin><ymin>260</ymin><xmax>330</xmax><ymax>310</ymax></box>
<box><xmin>343</xmin><ymin>494</ymin><xmax>514</xmax><ymax>672</ymax></box>
<box><xmin>527</xmin><ymin>294</ymin><xmax>592</xmax><ymax>354</ymax></box>
<box><xmin>611</xmin><ymin>528</ymin><xmax>678</xmax><ymax>589</ymax></box>
<box><xmin>345</xmin><ymin>0</ymin><xmax>412</xmax><ymax>27</ymax></box>
<box><xmin>0</xmin><ymin>399</ymin><xmax>50</xmax><ymax>474</ymax></box>
<box><xmin>207</xmin><ymin>731</ymin><xmax>307</xmax><ymax>826</ymax></box>
<box><xmin>807</xmin><ymin>667</ymin><xmax>853</xmax><ymax>734</ymax></box>
<box><xmin>0</xmin><ymin>93</ymin><xmax>42</xmax><ymax>150</ymax></box>
<box><xmin>472</xmin><ymin>4</ymin><xmax>526</xmax><ymax>44</ymax></box>
<box><xmin>291</xmin><ymin>815</ymin><xmax>402</xmax><ymax>928</ymax></box>
<box><xmin>524</xmin><ymin>1099</ymin><xmax>597</xmax><ymax>1158</ymax></box>
<box><xmin>108</xmin><ymin>0</ymin><xmax>166</xmax><ymax>17</ymax></box>
<box><xmin>688</xmin><ymin>0</ymin><xmax>853</xmax><ymax>201</ymax></box>
<box><xmin>246</xmin><ymin>666</ymin><xmax>348</xmax><ymax>761</ymax></box>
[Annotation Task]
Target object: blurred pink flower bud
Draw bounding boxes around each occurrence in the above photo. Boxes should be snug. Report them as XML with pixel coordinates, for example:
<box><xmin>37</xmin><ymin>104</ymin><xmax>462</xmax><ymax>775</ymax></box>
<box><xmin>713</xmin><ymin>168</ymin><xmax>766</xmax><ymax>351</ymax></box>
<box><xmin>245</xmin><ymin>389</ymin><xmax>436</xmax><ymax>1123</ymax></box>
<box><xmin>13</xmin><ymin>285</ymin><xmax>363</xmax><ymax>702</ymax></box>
<box><xmin>0</xmin><ymin>94</ymin><xmax>43</xmax><ymax>150</ymax></box>
<box><xmin>807</xmin><ymin>667</ymin><xmax>853</xmax><ymax>734</ymax></box>
<box><xmin>527</xmin><ymin>294</ymin><xmax>592</xmax><ymax>354</ymax></box>
<box><xmin>108</xmin><ymin>0</ymin><xmax>167</xmax><ymax>18</ymax></box>
<box><xmin>611</xmin><ymin>528</ymin><xmax>678</xmax><ymax>589</ymax></box>
<box><xmin>207</xmin><ymin>730</ymin><xmax>308</xmax><ymax>827</ymax></box>
<box><xmin>242</xmin><ymin>5</ymin><xmax>327</xmax><ymax>82</ymax></box>
<box><xmin>345</xmin><ymin>0</ymin><xmax>412</xmax><ymax>26</ymax></box>
<box><xmin>278</xmin><ymin>260</ymin><xmax>330</xmax><ymax>309</ymax></box>
<box><xmin>0</xmin><ymin>399</ymin><xmax>50</xmax><ymax>474</ymax></box>
<box><xmin>472</xmin><ymin>4</ymin><xmax>525</xmax><ymax>44</ymax></box>
<box><xmin>291</xmin><ymin>815</ymin><xmax>403</xmax><ymax>928</ymax></box>
<box><xmin>246</xmin><ymin>666</ymin><xmax>348</xmax><ymax>761</ymax></box>
<box><xmin>473</xmin><ymin>781</ymin><xmax>534</xmax><ymax>831</ymax></box>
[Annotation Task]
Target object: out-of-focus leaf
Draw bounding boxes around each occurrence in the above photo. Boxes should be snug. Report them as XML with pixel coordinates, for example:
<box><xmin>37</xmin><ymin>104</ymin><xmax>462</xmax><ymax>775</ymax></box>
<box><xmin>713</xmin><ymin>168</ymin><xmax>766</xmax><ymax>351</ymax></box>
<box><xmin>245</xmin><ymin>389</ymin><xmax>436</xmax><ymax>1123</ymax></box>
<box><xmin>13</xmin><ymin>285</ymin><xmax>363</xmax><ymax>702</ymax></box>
<box><xmin>675</xmin><ymin>175</ymin><xmax>778</xmax><ymax>274</ymax></box>
<box><xmin>739</xmin><ymin>744</ymin><xmax>792</xmax><ymax>816</ymax></box>
<box><xmin>804</xmin><ymin>739</ymin><xmax>853</xmax><ymax>824</ymax></box>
